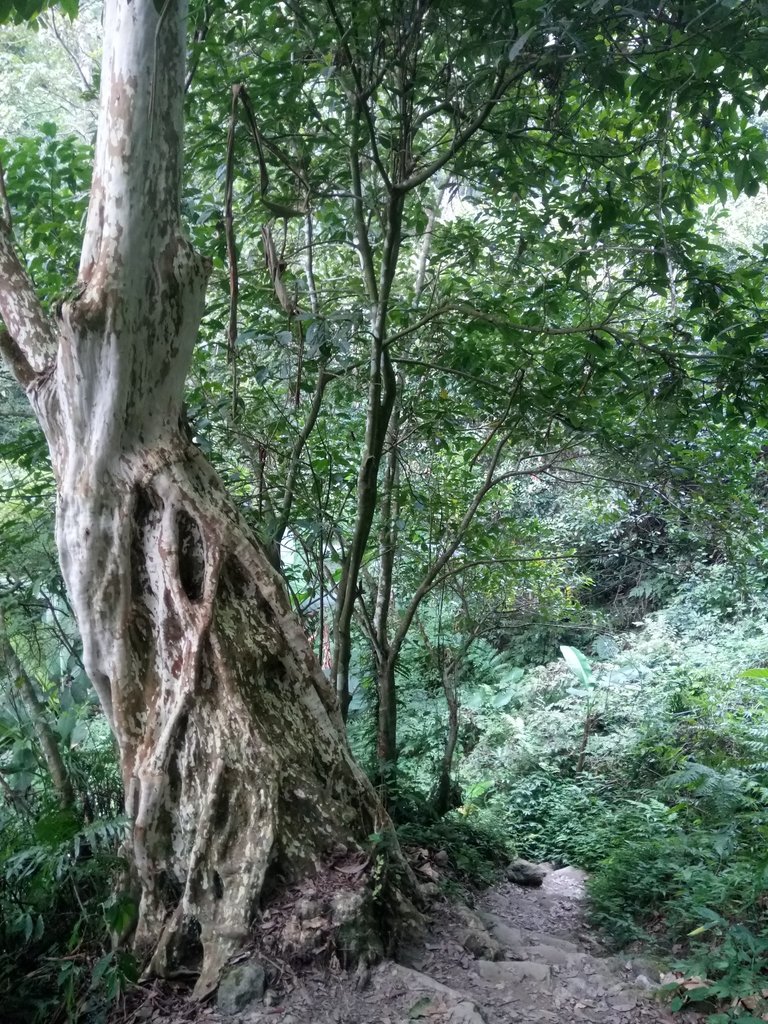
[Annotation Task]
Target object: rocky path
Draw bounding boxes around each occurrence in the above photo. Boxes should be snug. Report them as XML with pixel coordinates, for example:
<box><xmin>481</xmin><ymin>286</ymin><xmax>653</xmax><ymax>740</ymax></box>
<box><xmin>357</xmin><ymin>865</ymin><xmax>674</xmax><ymax>1024</ymax></box>
<box><xmin>138</xmin><ymin>865</ymin><xmax>679</xmax><ymax>1024</ymax></box>
<box><xmin>401</xmin><ymin>866</ymin><xmax>672</xmax><ymax>1024</ymax></box>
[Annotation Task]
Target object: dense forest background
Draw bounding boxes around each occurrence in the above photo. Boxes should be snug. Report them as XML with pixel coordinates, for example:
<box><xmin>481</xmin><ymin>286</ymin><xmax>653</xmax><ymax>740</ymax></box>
<box><xmin>4</xmin><ymin>1</ymin><xmax>768</xmax><ymax>1022</ymax></box>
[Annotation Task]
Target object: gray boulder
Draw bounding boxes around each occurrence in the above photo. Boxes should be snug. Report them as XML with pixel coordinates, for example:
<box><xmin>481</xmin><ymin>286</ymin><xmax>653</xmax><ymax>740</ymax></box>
<box><xmin>454</xmin><ymin>905</ymin><xmax>503</xmax><ymax>961</ymax></box>
<box><xmin>217</xmin><ymin>962</ymin><xmax>267</xmax><ymax>1016</ymax></box>
<box><xmin>505</xmin><ymin>858</ymin><xmax>548</xmax><ymax>887</ymax></box>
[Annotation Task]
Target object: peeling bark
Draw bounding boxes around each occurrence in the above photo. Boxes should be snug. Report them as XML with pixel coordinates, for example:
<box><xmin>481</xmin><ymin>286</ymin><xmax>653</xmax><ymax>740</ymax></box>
<box><xmin>0</xmin><ymin>0</ymin><xmax>410</xmax><ymax>996</ymax></box>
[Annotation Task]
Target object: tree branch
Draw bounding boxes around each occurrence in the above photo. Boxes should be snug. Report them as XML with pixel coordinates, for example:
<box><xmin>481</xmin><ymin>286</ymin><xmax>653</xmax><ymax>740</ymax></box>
<box><xmin>238</xmin><ymin>86</ymin><xmax>308</xmax><ymax>219</ymax></box>
<box><xmin>325</xmin><ymin>0</ymin><xmax>392</xmax><ymax>191</ymax></box>
<box><xmin>0</xmin><ymin>160</ymin><xmax>56</xmax><ymax>380</ymax></box>
<box><xmin>49</xmin><ymin>10</ymin><xmax>93</xmax><ymax>91</ymax></box>
<box><xmin>396</xmin><ymin>65</ymin><xmax>517</xmax><ymax>193</ymax></box>
<box><xmin>388</xmin><ymin>431</ymin><xmax>569</xmax><ymax>660</ymax></box>
<box><xmin>273</xmin><ymin>366</ymin><xmax>331</xmax><ymax>543</ymax></box>
<box><xmin>184</xmin><ymin>1</ymin><xmax>212</xmax><ymax>93</ymax></box>
<box><xmin>349</xmin><ymin>113</ymin><xmax>379</xmax><ymax>307</ymax></box>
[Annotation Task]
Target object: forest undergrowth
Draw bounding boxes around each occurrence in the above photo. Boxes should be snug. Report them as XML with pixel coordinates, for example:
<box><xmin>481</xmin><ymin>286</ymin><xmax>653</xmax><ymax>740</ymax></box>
<box><xmin>7</xmin><ymin>537</ymin><xmax>768</xmax><ymax>1023</ymax></box>
<box><xmin>5</xmin><ymin>480</ymin><xmax>768</xmax><ymax>1024</ymax></box>
<box><xmin>348</xmin><ymin>558</ymin><xmax>768</xmax><ymax>1024</ymax></box>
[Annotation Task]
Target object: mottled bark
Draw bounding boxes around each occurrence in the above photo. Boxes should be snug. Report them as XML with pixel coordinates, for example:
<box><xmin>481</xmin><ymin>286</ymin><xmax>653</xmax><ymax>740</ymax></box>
<box><xmin>0</xmin><ymin>0</ymin><xmax>409</xmax><ymax>997</ymax></box>
<box><xmin>58</xmin><ymin>438</ymin><xmax>391</xmax><ymax>994</ymax></box>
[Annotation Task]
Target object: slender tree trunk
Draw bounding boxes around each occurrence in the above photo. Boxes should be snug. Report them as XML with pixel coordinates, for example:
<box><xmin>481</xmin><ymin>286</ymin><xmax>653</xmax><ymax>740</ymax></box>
<box><xmin>373</xmin><ymin>394</ymin><xmax>401</xmax><ymax>777</ymax></box>
<box><xmin>418</xmin><ymin>614</ymin><xmax>471</xmax><ymax>818</ymax></box>
<box><xmin>0</xmin><ymin>611</ymin><xmax>74</xmax><ymax>809</ymax></box>
<box><xmin>326</xmin><ymin>4</ymin><xmax>509</xmax><ymax>718</ymax></box>
<box><xmin>330</xmin><ymin>110</ymin><xmax>400</xmax><ymax>718</ymax></box>
<box><xmin>376</xmin><ymin>654</ymin><xmax>398</xmax><ymax>775</ymax></box>
<box><xmin>413</xmin><ymin>182</ymin><xmax>445</xmax><ymax>305</ymax></box>
<box><xmin>0</xmin><ymin>0</ymin><xmax>411</xmax><ymax>997</ymax></box>
<box><xmin>432</xmin><ymin>654</ymin><xmax>459</xmax><ymax>817</ymax></box>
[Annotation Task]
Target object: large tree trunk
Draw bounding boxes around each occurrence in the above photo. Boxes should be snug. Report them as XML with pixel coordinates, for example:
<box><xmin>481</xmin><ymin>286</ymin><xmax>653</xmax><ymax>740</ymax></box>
<box><xmin>58</xmin><ymin>439</ymin><xmax>397</xmax><ymax>994</ymax></box>
<box><xmin>0</xmin><ymin>0</ymin><xmax>409</xmax><ymax>998</ymax></box>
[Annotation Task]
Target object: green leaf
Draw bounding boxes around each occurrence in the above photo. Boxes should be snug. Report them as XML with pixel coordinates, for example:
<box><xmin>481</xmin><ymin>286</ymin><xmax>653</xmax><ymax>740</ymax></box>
<box><xmin>686</xmin><ymin>987</ymin><xmax>713</xmax><ymax>1002</ymax></box>
<box><xmin>492</xmin><ymin>687</ymin><xmax>516</xmax><ymax>708</ymax></box>
<box><xmin>464</xmin><ymin>688</ymin><xmax>486</xmax><ymax>711</ymax></box>
<box><xmin>103</xmin><ymin>893</ymin><xmax>138</xmax><ymax>937</ymax></box>
<box><xmin>560</xmin><ymin>645</ymin><xmax>593</xmax><ymax>687</ymax></box>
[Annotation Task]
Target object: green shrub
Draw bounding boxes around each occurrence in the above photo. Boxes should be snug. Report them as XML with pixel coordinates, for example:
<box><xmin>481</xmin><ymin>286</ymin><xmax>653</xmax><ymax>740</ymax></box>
<box><xmin>0</xmin><ymin>803</ymin><xmax>130</xmax><ymax>1023</ymax></box>
<box><xmin>397</xmin><ymin>808</ymin><xmax>513</xmax><ymax>886</ymax></box>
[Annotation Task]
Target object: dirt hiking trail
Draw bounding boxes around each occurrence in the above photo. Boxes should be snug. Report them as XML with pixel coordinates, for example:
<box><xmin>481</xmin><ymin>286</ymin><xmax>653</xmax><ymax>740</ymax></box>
<box><xmin>362</xmin><ymin>866</ymin><xmax>676</xmax><ymax>1024</ymax></box>
<box><xmin>135</xmin><ymin>864</ymin><xmax>689</xmax><ymax>1024</ymax></box>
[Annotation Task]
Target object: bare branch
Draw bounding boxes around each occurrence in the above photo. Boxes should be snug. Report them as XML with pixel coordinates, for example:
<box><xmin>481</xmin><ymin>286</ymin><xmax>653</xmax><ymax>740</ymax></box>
<box><xmin>384</xmin><ymin>302</ymin><xmax>624</xmax><ymax>359</ymax></box>
<box><xmin>185</xmin><ymin>1</ymin><xmax>212</xmax><ymax>93</ymax></box>
<box><xmin>325</xmin><ymin>0</ymin><xmax>392</xmax><ymax>191</ymax></box>
<box><xmin>349</xmin><ymin>114</ymin><xmax>379</xmax><ymax>306</ymax></box>
<box><xmin>396</xmin><ymin>65</ymin><xmax>517</xmax><ymax>193</ymax></box>
<box><xmin>388</xmin><ymin>430</ymin><xmax>573</xmax><ymax>660</ymax></box>
<box><xmin>427</xmin><ymin>552</ymin><xmax>579</xmax><ymax>589</ymax></box>
<box><xmin>49</xmin><ymin>10</ymin><xmax>93</xmax><ymax>91</ymax></box>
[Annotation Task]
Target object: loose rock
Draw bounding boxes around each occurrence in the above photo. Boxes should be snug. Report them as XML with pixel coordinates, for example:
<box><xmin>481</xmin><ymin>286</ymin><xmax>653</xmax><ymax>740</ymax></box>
<box><xmin>476</xmin><ymin>959</ymin><xmax>552</xmax><ymax>985</ymax></box>
<box><xmin>217</xmin><ymin>962</ymin><xmax>267</xmax><ymax>1016</ymax></box>
<box><xmin>460</xmin><ymin>926</ymin><xmax>503</xmax><ymax>961</ymax></box>
<box><xmin>449</xmin><ymin>1000</ymin><xmax>487</xmax><ymax>1023</ymax></box>
<box><xmin>505</xmin><ymin>859</ymin><xmax>548</xmax><ymax>887</ymax></box>
<box><xmin>454</xmin><ymin>905</ymin><xmax>504</xmax><ymax>961</ymax></box>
